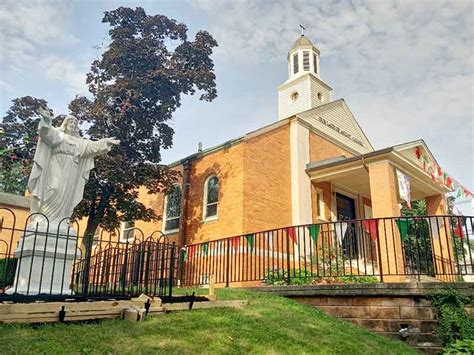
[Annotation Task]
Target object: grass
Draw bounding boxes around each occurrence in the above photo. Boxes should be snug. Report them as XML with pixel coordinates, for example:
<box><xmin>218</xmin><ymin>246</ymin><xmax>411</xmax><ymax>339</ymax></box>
<box><xmin>0</xmin><ymin>288</ymin><xmax>418</xmax><ymax>355</ymax></box>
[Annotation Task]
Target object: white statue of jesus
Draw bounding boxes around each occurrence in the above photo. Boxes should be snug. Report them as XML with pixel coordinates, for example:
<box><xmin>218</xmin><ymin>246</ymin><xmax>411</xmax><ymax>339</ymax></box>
<box><xmin>28</xmin><ymin>107</ymin><xmax>119</xmax><ymax>225</ymax></box>
<box><xmin>9</xmin><ymin>108</ymin><xmax>119</xmax><ymax>295</ymax></box>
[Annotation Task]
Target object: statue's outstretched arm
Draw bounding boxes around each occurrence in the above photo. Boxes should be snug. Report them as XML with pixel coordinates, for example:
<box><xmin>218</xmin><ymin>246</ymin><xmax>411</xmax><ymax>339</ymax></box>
<box><xmin>37</xmin><ymin>107</ymin><xmax>62</xmax><ymax>147</ymax></box>
<box><xmin>83</xmin><ymin>137</ymin><xmax>120</xmax><ymax>157</ymax></box>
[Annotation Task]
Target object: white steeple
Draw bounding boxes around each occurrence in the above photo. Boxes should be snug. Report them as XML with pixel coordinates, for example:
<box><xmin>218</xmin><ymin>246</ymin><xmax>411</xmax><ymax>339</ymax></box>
<box><xmin>278</xmin><ymin>35</ymin><xmax>333</xmax><ymax>120</ymax></box>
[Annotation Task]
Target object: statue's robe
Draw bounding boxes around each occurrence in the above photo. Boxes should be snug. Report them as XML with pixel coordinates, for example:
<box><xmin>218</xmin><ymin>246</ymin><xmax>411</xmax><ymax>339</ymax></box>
<box><xmin>27</xmin><ymin>117</ymin><xmax>111</xmax><ymax>223</ymax></box>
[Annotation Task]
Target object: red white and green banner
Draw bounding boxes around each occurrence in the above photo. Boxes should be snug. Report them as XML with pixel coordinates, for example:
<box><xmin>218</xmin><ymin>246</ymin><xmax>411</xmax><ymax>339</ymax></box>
<box><xmin>414</xmin><ymin>146</ymin><xmax>473</xmax><ymax>207</ymax></box>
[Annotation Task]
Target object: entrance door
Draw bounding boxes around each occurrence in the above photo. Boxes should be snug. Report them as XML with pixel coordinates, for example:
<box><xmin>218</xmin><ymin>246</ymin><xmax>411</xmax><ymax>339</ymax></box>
<box><xmin>336</xmin><ymin>193</ymin><xmax>358</xmax><ymax>258</ymax></box>
<box><xmin>336</xmin><ymin>193</ymin><xmax>356</xmax><ymax>221</ymax></box>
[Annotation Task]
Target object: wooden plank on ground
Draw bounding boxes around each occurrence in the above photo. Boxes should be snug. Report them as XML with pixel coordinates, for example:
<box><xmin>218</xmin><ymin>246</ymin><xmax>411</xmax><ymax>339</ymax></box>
<box><xmin>0</xmin><ymin>299</ymin><xmax>246</xmax><ymax>324</ymax></box>
<box><xmin>0</xmin><ymin>312</ymin><xmax>59</xmax><ymax>322</ymax></box>
<box><xmin>0</xmin><ymin>300</ymin><xmax>158</xmax><ymax>315</ymax></box>
<box><xmin>0</xmin><ymin>299</ymin><xmax>165</xmax><ymax>324</ymax></box>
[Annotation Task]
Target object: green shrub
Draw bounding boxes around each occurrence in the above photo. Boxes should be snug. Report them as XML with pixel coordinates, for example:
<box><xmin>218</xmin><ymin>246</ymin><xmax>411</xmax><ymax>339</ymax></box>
<box><xmin>430</xmin><ymin>287</ymin><xmax>474</xmax><ymax>347</ymax></box>
<box><xmin>442</xmin><ymin>339</ymin><xmax>474</xmax><ymax>354</ymax></box>
<box><xmin>264</xmin><ymin>268</ymin><xmax>318</xmax><ymax>286</ymax></box>
<box><xmin>338</xmin><ymin>275</ymin><xmax>378</xmax><ymax>284</ymax></box>
<box><xmin>264</xmin><ymin>268</ymin><xmax>379</xmax><ymax>286</ymax></box>
<box><xmin>0</xmin><ymin>258</ymin><xmax>17</xmax><ymax>288</ymax></box>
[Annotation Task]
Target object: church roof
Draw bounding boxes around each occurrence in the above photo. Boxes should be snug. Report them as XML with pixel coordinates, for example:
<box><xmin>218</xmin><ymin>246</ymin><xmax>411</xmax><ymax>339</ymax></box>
<box><xmin>290</xmin><ymin>35</ymin><xmax>320</xmax><ymax>54</ymax></box>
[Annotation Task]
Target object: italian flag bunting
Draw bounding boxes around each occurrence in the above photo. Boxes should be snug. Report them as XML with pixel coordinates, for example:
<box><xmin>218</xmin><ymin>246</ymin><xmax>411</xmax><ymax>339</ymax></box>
<box><xmin>231</xmin><ymin>237</ymin><xmax>240</xmax><ymax>252</ymax></box>
<box><xmin>446</xmin><ymin>176</ymin><xmax>453</xmax><ymax>188</ymax></box>
<box><xmin>188</xmin><ymin>245</ymin><xmax>196</xmax><ymax>260</ymax></box>
<box><xmin>287</xmin><ymin>227</ymin><xmax>297</xmax><ymax>244</ymax></box>
<box><xmin>308</xmin><ymin>224</ymin><xmax>320</xmax><ymax>242</ymax></box>
<box><xmin>184</xmin><ymin>245</ymin><xmax>195</xmax><ymax>261</ymax></box>
<box><xmin>454</xmin><ymin>218</ymin><xmax>465</xmax><ymax>239</ymax></box>
<box><xmin>437</xmin><ymin>165</ymin><xmax>443</xmax><ymax>177</ymax></box>
<box><xmin>202</xmin><ymin>242</ymin><xmax>209</xmax><ymax>256</ymax></box>
<box><xmin>415</xmin><ymin>147</ymin><xmax>422</xmax><ymax>159</ymax></box>
<box><xmin>395</xmin><ymin>219</ymin><xmax>412</xmax><ymax>241</ymax></box>
<box><xmin>363</xmin><ymin>219</ymin><xmax>378</xmax><ymax>241</ymax></box>
<box><xmin>245</xmin><ymin>234</ymin><xmax>254</xmax><ymax>251</ymax></box>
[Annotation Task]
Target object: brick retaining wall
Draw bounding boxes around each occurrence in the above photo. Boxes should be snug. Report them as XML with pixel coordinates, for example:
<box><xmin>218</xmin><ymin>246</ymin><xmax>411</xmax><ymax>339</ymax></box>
<box><xmin>251</xmin><ymin>283</ymin><xmax>473</xmax><ymax>353</ymax></box>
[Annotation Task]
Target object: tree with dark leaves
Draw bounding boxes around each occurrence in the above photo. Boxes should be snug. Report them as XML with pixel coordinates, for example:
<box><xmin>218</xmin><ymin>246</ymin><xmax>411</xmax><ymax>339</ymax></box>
<box><xmin>0</xmin><ymin>96</ymin><xmax>62</xmax><ymax>195</ymax></box>
<box><xmin>70</xmin><ymin>7</ymin><xmax>218</xmax><ymax>240</ymax></box>
<box><xmin>1</xmin><ymin>7</ymin><xmax>218</xmax><ymax>243</ymax></box>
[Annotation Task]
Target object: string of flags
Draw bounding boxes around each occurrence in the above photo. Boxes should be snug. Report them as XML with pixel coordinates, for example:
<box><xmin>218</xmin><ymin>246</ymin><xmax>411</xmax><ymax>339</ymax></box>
<box><xmin>182</xmin><ymin>216</ymin><xmax>468</xmax><ymax>260</ymax></box>
<box><xmin>414</xmin><ymin>147</ymin><xmax>473</xmax><ymax>208</ymax></box>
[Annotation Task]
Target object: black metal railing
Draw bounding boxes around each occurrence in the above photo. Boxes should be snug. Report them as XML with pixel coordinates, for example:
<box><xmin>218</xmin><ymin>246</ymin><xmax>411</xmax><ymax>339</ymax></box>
<box><xmin>181</xmin><ymin>215</ymin><xmax>474</xmax><ymax>286</ymax></box>
<box><xmin>0</xmin><ymin>208</ymin><xmax>177</xmax><ymax>302</ymax></box>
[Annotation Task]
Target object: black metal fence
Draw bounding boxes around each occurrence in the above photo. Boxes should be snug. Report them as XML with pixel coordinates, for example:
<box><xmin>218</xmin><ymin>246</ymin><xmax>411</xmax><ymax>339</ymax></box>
<box><xmin>0</xmin><ymin>208</ymin><xmax>177</xmax><ymax>302</ymax></box>
<box><xmin>181</xmin><ymin>215</ymin><xmax>474</xmax><ymax>286</ymax></box>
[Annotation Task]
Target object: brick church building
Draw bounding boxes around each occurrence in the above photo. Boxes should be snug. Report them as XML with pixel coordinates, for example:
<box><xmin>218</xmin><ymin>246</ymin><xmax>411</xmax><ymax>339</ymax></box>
<box><xmin>1</xmin><ymin>35</ymin><xmax>469</xmax><ymax>287</ymax></box>
<box><xmin>139</xmin><ymin>35</ymin><xmax>451</xmax><ymax>253</ymax></box>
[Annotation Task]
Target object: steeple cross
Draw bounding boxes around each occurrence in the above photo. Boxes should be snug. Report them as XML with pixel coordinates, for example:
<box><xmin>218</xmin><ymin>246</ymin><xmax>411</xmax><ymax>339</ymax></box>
<box><xmin>299</xmin><ymin>24</ymin><xmax>306</xmax><ymax>36</ymax></box>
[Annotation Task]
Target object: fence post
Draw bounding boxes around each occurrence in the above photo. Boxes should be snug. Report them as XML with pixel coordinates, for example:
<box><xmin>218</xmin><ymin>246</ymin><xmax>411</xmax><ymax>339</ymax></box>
<box><xmin>177</xmin><ymin>243</ymin><xmax>188</xmax><ymax>288</ymax></box>
<box><xmin>375</xmin><ymin>221</ymin><xmax>384</xmax><ymax>283</ymax></box>
<box><xmin>121</xmin><ymin>242</ymin><xmax>129</xmax><ymax>295</ymax></box>
<box><xmin>169</xmin><ymin>242</ymin><xmax>176</xmax><ymax>298</ymax></box>
<box><xmin>178</xmin><ymin>246</ymin><xmax>185</xmax><ymax>287</ymax></box>
<box><xmin>286</xmin><ymin>230</ymin><xmax>291</xmax><ymax>285</ymax></box>
<box><xmin>225</xmin><ymin>238</ymin><xmax>230</xmax><ymax>287</ymax></box>
<box><xmin>81</xmin><ymin>234</ymin><xmax>94</xmax><ymax>298</ymax></box>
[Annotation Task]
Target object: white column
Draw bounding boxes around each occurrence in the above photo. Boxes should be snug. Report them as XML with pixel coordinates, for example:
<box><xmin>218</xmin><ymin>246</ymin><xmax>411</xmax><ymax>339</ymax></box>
<box><xmin>290</xmin><ymin>119</ymin><xmax>312</xmax><ymax>225</ymax></box>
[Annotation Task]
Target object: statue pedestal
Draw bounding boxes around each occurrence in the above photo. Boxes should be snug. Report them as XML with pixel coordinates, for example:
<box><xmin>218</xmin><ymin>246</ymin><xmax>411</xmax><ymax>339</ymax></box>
<box><xmin>8</xmin><ymin>226</ymin><xmax>79</xmax><ymax>295</ymax></box>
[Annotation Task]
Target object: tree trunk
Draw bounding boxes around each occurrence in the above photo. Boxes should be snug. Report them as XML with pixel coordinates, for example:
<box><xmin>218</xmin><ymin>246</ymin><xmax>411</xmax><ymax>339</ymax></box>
<box><xmin>80</xmin><ymin>193</ymin><xmax>109</xmax><ymax>252</ymax></box>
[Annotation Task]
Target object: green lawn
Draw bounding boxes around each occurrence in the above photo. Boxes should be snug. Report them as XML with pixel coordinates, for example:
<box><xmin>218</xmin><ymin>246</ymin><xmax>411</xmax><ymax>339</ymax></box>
<box><xmin>0</xmin><ymin>288</ymin><xmax>417</xmax><ymax>354</ymax></box>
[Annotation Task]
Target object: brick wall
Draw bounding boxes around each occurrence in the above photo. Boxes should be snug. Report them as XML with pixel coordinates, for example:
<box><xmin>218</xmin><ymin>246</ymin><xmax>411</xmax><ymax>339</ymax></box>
<box><xmin>255</xmin><ymin>283</ymin><xmax>474</xmax><ymax>353</ymax></box>
<box><xmin>243</xmin><ymin>124</ymin><xmax>292</xmax><ymax>233</ymax></box>
<box><xmin>308</xmin><ymin>132</ymin><xmax>355</xmax><ymax>223</ymax></box>
<box><xmin>143</xmin><ymin>121</ymin><xmax>366</xmax><ymax>244</ymax></box>
<box><xmin>0</xmin><ymin>204</ymin><xmax>30</xmax><ymax>257</ymax></box>
<box><xmin>134</xmin><ymin>164</ymin><xmax>183</xmax><ymax>243</ymax></box>
<box><xmin>185</xmin><ymin>143</ymin><xmax>245</xmax><ymax>244</ymax></box>
<box><xmin>297</xmin><ymin>295</ymin><xmax>441</xmax><ymax>351</ymax></box>
<box><xmin>308</xmin><ymin>131</ymin><xmax>354</xmax><ymax>162</ymax></box>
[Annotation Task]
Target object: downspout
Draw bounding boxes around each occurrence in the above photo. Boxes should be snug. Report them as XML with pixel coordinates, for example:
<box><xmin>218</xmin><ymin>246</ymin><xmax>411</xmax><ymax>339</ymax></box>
<box><xmin>362</xmin><ymin>157</ymin><xmax>369</xmax><ymax>173</ymax></box>
<box><xmin>177</xmin><ymin>159</ymin><xmax>191</xmax><ymax>285</ymax></box>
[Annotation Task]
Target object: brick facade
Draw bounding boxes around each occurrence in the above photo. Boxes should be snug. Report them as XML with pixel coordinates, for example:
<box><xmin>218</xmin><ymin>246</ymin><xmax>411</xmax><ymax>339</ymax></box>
<box><xmin>186</xmin><ymin>143</ymin><xmax>245</xmax><ymax>244</ymax></box>
<box><xmin>1</xmin><ymin>118</ymin><xmax>373</xmax><ymax>246</ymax></box>
<box><xmin>139</xmin><ymin>119</ymin><xmax>371</xmax><ymax>245</ymax></box>
<box><xmin>242</xmin><ymin>124</ymin><xmax>291</xmax><ymax>233</ymax></box>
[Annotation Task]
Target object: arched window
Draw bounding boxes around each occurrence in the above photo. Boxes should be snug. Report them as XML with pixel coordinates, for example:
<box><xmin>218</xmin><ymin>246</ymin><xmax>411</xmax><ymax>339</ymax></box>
<box><xmin>164</xmin><ymin>185</ymin><xmax>181</xmax><ymax>232</ymax></box>
<box><xmin>204</xmin><ymin>176</ymin><xmax>219</xmax><ymax>219</ymax></box>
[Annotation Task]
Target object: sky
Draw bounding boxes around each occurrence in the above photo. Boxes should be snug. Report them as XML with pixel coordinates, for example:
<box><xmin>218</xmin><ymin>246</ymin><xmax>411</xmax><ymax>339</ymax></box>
<box><xmin>1</xmin><ymin>0</ymin><xmax>473</xmax><ymax>212</ymax></box>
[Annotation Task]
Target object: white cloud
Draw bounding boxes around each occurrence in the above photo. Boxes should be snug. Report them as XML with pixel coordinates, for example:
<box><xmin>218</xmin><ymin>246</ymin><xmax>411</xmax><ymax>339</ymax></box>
<box><xmin>0</xmin><ymin>0</ymin><xmax>85</xmax><ymax>93</ymax></box>
<box><xmin>0</xmin><ymin>0</ymin><xmax>77</xmax><ymax>46</ymax></box>
<box><xmin>39</xmin><ymin>55</ymin><xmax>87</xmax><ymax>95</ymax></box>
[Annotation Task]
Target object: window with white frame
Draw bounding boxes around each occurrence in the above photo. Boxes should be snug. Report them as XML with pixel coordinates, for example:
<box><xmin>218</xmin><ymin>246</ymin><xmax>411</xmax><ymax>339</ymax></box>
<box><xmin>91</xmin><ymin>226</ymin><xmax>102</xmax><ymax>247</ymax></box>
<box><xmin>204</xmin><ymin>175</ymin><xmax>219</xmax><ymax>219</ymax></box>
<box><xmin>164</xmin><ymin>185</ymin><xmax>181</xmax><ymax>232</ymax></box>
<box><xmin>119</xmin><ymin>220</ymin><xmax>135</xmax><ymax>243</ymax></box>
<box><xmin>313</xmin><ymin>54</ymin><xmax>318</xmax><ymax>74</ymax></box>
